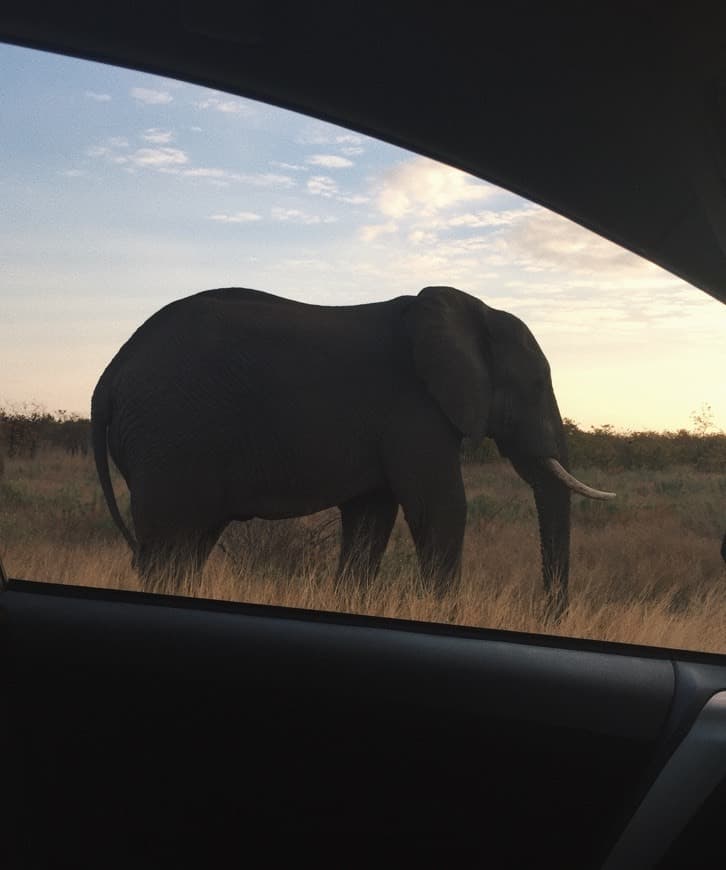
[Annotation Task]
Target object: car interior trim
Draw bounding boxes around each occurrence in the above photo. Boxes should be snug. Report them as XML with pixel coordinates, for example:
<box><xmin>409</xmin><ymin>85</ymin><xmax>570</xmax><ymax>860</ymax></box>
<box><xmin>603</xmin><ymin>690</ymin><xmax>726</xmax><ymax>869</ymax></box>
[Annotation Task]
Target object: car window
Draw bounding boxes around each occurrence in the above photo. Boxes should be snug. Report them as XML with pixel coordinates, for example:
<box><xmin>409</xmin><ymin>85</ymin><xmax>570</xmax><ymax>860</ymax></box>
<box><xmin>2</xmin><ymin>42</ymin><xmax>725</xmax><ymax>651</ymax></box>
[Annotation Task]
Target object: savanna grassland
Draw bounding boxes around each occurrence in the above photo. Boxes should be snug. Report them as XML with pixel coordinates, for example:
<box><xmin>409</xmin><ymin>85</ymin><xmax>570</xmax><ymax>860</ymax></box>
<box><xmin>2</xmin><ymin>409</ymin><xmax>725</xmax><ymax>653</ymax></box>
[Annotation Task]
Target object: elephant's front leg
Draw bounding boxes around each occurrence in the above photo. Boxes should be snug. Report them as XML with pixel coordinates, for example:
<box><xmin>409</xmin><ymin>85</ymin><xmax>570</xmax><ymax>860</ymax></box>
<box><xmin>406</xmin><ymin>497</ymin><xmax>467</xmax><ymax>596</ymax></box>
<box><xmin>384</xmin><ymin>416</ymin><xmax>466</xmax><ymax>597</ymax></box>
<box><xmin>336</xmin><ymin>490</ymin><xmax>399</xmax><ymax>588</ymax></box>
<box><xmin>394</xmin><ymin>465</ymin><xmax>467</xmax><ymax>597</ymax></box>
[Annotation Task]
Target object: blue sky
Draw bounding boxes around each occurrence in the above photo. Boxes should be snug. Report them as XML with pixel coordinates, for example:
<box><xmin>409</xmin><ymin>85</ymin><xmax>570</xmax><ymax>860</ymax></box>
<box><xmin>2</xmin><ymin>42</ymin><xmax>725</xmax><ymax>432</ymax></box>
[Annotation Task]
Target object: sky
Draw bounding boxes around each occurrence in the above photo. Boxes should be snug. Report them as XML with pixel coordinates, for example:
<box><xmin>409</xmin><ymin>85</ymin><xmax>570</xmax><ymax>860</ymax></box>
<box><xmin>2</xmin><ymin>42</ymin><xmax>725</xmax><ymax>433</ymax></box>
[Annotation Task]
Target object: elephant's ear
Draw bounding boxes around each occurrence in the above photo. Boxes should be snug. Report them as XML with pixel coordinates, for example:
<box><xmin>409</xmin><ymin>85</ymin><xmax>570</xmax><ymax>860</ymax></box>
<box><xmin>403</xmin><ymin>286</ymin><xmax>492</xmax><ymax>440</ymax></box>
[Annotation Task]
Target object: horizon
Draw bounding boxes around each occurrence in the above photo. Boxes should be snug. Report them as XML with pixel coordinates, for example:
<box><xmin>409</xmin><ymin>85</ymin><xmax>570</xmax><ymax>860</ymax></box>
<box><xmin>2</xmin><ymin>399</ymin><xmax>724</xmax><ymax>437</ymax></box>
<box><xmin>2</xmin><ymin>42</ymin><xmax>725</xmax><ymax>431</ymax></box>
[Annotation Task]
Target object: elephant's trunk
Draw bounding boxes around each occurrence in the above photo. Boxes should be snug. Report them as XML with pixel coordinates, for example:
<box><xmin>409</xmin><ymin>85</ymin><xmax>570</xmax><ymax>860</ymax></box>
<box><xmin>542</xmin><ymin>458</ymin><xmax>616</xmax><ymax>500</ymax></box>
<box><xmin>533</xmin><ymin>475</ymin><xmax>571</xmax><ymax>622</ymax></box>
<box><xmin>506</xmin><ymin>455</ymin><xmax>571</xmax><ymax>621</ymax></box>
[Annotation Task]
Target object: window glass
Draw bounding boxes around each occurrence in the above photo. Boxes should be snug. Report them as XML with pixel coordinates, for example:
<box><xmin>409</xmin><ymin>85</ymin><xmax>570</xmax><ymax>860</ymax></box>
<box><xmin>2</xmin><ymin>43</ymin><xmax>725</xmax><ymax>650</ymax></box>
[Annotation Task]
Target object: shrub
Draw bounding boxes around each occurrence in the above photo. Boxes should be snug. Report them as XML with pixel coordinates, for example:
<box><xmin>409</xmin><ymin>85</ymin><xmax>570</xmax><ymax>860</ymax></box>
<box><xmin>463</xmin><ymin>419</ymin><xmax>726</xmax><ymax>472</ymax></box>
<box><xmin>0</xmin><ymin>406</ymin><xmax>90</xmax><ymax>458</ymax></box>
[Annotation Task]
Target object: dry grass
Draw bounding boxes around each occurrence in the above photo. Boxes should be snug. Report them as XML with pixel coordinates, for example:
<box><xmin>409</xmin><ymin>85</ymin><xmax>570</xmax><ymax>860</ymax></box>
<box><xmin>1</xmin><ymin>448</ymin><xmax>725</xmax><ymax>652</ymax></box>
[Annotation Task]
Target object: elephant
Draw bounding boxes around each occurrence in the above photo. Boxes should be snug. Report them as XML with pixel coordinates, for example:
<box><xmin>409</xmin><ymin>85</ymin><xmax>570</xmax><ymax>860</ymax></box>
<box><xmin>91</xmin><ymin>285</ymin><xmax>615</xmax><ymax>614</ymax></box>
<box><xmin>722</xmin><ymin>530</ymin><xmax>726</xmax><ymax>563</ymax></box>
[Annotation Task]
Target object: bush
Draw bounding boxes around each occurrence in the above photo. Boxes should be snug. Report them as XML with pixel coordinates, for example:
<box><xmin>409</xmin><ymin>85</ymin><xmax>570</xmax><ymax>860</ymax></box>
<box><xmin>462</xmin><ymin>419</ymin><xmax>726</xmax><ymax>472</ymax></box>
<box><xmin>0</xmin><ymin>406</ymin><xmax>90</xmax><ymax>458</ymax></box>
<box><xmin>219</xmin><ymin>514</ymin><xmax>338</xmax><ymax>575</ymax></box>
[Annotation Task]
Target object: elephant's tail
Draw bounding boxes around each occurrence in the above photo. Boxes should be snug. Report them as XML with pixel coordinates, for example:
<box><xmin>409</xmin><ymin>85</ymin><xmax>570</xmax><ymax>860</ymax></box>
<box><xmin>91</xmin><ymin>376</ymin><xmax>138</xmax><ymax>557</ymax></box>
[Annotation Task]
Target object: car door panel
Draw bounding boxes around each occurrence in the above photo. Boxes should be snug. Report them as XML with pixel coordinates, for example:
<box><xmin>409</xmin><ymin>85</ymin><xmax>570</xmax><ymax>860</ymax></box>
<box><xmin>4</xmin><ymin>578</ymin><xmax>702</xmax><ymax>867</ymax></box>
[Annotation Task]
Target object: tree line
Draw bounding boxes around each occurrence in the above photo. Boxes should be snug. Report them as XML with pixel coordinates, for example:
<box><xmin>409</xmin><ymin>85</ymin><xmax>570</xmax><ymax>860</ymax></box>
<box><xmin>0</xmin><ymin>407</ymin><xmax>90</xmax><ymax>459</ymax></box>
<box><xmin>2</xmin><ymin>406</ymin><xmax>725</xmax><ymax>471</ymax></box>
<box><xmin>462</xmin><ymin>419</ymin><xmax>726</xmax><ymax>471</ymax></box>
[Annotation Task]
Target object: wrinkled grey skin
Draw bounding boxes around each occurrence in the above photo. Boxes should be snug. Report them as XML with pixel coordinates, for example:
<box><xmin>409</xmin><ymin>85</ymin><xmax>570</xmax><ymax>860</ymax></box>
<box><xmin>92</xmin><ymin>286</ymin><xmax>574</xmax><ymax>613</ymax></box>
<box><xmin>722</xmin><ymin>531</ymin><xmax>726</xmax><ymax>563</ymax></box>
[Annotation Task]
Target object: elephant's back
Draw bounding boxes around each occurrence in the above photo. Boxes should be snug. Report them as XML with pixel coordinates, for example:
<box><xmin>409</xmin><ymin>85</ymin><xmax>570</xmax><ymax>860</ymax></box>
<box><xmin>111</xmin><ymin>288</ymin><xmax>297</xmax><ymax>353</ymax></box>
<box><xmin>103</xmin><ymin>287</ymin><xmax>415</xmax><ymax>448</ymax></box>
<box><xmin>114</xmin><ymin>287</ymin><xmax>411</xmax><ymax>381</ymax></box>
<box><xmin>99</xmin><ymin>289</ymin><xmax>303</xmax><ymax>392</ymax></box>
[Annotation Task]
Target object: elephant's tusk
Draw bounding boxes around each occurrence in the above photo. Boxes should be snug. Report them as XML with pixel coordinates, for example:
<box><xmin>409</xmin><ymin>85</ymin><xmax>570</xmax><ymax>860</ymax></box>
<box><xmin>543</xmin><ymin>458</ymin><xmax>616</xmax><ymax>500</ymax></box>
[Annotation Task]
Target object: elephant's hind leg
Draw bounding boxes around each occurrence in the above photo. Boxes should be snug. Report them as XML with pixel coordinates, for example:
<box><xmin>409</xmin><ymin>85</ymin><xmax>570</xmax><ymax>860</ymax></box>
<box><xmin>336</xmin><ymin>490</ymin><xmax>398</xmax><ymax>589</ymax></box>
<box><xmin>136</xmin><ymin>525</ymin><xmax>225</xmax><ymax>595</ymax></box>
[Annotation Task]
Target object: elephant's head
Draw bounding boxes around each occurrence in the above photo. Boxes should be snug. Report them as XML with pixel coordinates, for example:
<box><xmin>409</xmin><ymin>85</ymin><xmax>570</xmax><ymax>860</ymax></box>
<box><xmin>405</xmin><ymin>285</ymin><xmax>614</xmax><ymax>615</ymax></box>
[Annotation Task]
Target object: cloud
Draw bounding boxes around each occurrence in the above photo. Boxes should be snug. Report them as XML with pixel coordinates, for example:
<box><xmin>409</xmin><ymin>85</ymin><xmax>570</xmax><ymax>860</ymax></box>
<box><xmin>307</xmin><ymin>154</ymin><xmax>354</xmax><ymax>169</ymax></box>
<box><xmin>195</xmin><ymin>96</ymin><xmax>255</xmax><ymax>115</ymax></box>
<box><xmin>181</xmin><ymin>169</ymin><xmax>295</xmax><ymax>187</ymax></box>
<box><xmin>336</xmin><ymin>133</ymin><xmax>364</xmax><ymax>146</ymax></box>
<box><xmin>233</xmin><ymin>172</ymin><xmax>295</xmax><ymax>187</ymax></box>
<box><xmin>85</xmin><ymin>91</ymin><xmax>111</xmax><ymax>102</ymax></box>
<box><xmin>359</xmin><ymin>222</ymin><xmax>398</xmax><ymax>242</ymax></box>
<box><xmin>304</xmin><ymin>174</ymin><xmax>368</xmax><ymax>204</ymax></box>
<box><xmin>297</xmin><ymin>126</ymin><xmax>365</xmax><ymax>147</ymax></box>
<box><xmin>88</xmin><ymin>140</ymin><xmax>187</xmax><ymax>169</ymax></box>
<box><xmin>130</xmin><ymin>147</ymin><xmax>188</xmax><ymax>168</ymax></box>
<box><xmin>131</xmin><ymin>87</ymin><xmax>173</xmax><ymax>105</ymax></box>
<box><xmin>293</xmin><ymin>127</ymin><xmax>366</xmax><ymax>156</ymax></box>
<box><xmin>181</xmin><ymin>167</ymin><xmax>227</xmax><ymax>179</ymax></box>
<box><xmin>446</xmin><ymin>207</ymin><xmax>541</xmax><ymax>228</ymax></box>
<box><xmin>86</xmin><ymin>138</ymin><xmax>294</xmax><ymax>187</ymax></box>
<box><xmin>408</xmin><ymin>229</ymin><xmax>438</xmax><ymax>245</ymax></box>
<box><xmin>270</xmin><ymin>161</ymin><xmax>307</xmax><ymax>171</ymax></box>
<box><xmin>374</xmin><ymin>156</ymin><xmax>496</xmax><ymax>220</ymax></box>
<box><xmin>500</xmin><ymin>209</ymin><xmax>647</xmax><ymax>275</ymax></box>
<box><xmin>59</xmin><ymin>169</ymin><xmax>86</xmax><ymax>178</ymax></box>
<box><xmin>271</xmin><ymin>208</ymin><xmax>337</xmax><ymax>225</ymax></box>
<box><xmin>352</xmin><ymin>158</ymin><xmax>679</xmax><ymax>309</ymax></box>
<box><xmin>355</xmin><ymin>156</ymin><xmax>516</xmax><ymax>253</ymax></box>
<box><xmin>173</xmin><ymin>170</ymin><xmax>295</xmax><ymax>187</ymax></box>
<box><xmin>142</xmin><ymin>128</ymin><xmax>173</xmax><ymax>144</ymax></box>
<box><xmin>307</xmin><ymin>175</ymin><xmax>339</xmax><ymax>197</ymax></box>
<box><xmin>208</xmin><ymin>211</ymin><xmax>262</xmax><ymax>223</ymax></box>
<box><xmin>86</xmin><ymin>137</ymin><xmax>130</xmax><ymax>162</ymax></box>
<box><xmin>338</xmin><ymin>193</ymin><xmax>369</xmax><ymax>205</ymax></box>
